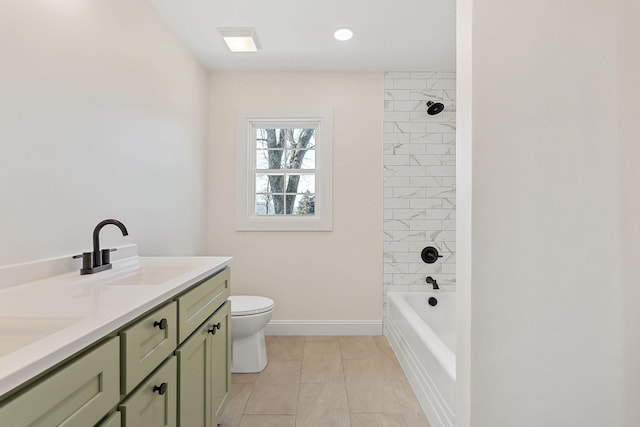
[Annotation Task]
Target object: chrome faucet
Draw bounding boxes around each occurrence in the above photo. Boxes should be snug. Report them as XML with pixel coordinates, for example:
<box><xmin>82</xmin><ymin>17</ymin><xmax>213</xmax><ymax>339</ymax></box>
<box><xmin>73</xmin><ymin>219</ymin><xmax>128</xmax><ymax>275</ymax></box>
<box><xmin>426</xmin><ymin>276</ymin><xmax>439</xmax><ymax>290</ymax></box>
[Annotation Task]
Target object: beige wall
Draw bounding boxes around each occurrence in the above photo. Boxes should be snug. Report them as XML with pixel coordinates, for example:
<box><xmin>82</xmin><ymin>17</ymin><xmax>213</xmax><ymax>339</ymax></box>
<box><xmin>455</xmin><ymin>0</ymin><xmax>472</xmax><ymax>423</ymax></box>
<box><xmin>209</xmin><ymin>73</ymin><xmax>383</xmax><ymax>321</ymax></box>
<box><xmin>458</xmin><ymin>0</ymin><xmax>632</xmax><ymax>425</ymax></box>
<box><xmin>0</xmin><ymin>0</ymin><xmax>209</xmax><ymax>265</ymax></box>
<box><xmin>619</xmin><ymin>0</ymin><xmax>640</xmax><ymax>424</ymax></box>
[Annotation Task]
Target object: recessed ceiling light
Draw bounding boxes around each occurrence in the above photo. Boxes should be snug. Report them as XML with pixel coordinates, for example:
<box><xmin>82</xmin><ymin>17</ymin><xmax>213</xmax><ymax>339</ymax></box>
<box><xmin>218</xmin><ymin>27</ymin><xmax>262</xmax><ymax>52</ymax></box>
<box><xmin>334</xmin><ymin>28</ymin><xmax>354</xmax><ymax>41</ymax></box>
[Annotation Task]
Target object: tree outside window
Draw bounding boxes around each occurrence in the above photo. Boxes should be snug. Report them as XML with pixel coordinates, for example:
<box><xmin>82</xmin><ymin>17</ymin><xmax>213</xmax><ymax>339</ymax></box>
<box><xmin>255</xmin><ymin>128</ymin><xmax>316</xmax><ymax>216</ymax></box>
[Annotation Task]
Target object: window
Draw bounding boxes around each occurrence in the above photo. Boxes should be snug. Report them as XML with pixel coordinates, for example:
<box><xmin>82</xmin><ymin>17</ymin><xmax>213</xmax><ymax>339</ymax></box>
<box><xmin>236</xmin><ymin>109</ymin><xmax>333</xmax><ymax>231</ymax></box>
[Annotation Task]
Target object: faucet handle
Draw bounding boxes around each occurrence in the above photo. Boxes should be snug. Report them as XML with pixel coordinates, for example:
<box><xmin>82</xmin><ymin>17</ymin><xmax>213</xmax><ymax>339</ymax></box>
<box><xmin>73</xmin><ymin>252</ymin><xmax>93</xmax><ymax>271</ymax></box>
<box><xmin>101</xmin><ymin>248</ymin><xmax>117</xmax><ymax>265</ymax></box>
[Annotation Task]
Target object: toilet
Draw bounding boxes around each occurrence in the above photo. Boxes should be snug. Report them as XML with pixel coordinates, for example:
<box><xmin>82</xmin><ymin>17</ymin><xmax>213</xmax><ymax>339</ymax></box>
<box><xmin>228</xmin><ymin>295</ymin><xmax>274</xmax><ymax>373</ymax></box>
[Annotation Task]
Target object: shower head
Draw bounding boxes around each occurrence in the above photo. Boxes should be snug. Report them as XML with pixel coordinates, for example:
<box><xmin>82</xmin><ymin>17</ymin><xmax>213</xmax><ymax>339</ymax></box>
<box><xmin>426</xmin><ymin>101</ymin><xmax>445</xmax><ymax>115</ymax></box>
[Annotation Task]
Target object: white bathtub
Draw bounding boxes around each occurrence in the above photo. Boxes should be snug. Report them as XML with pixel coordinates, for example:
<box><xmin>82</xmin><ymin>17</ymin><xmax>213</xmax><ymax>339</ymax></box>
<box><xmin>385</xmin><ymin>291</ymin><xmax>456</xmax><ymax>427</ymax></box>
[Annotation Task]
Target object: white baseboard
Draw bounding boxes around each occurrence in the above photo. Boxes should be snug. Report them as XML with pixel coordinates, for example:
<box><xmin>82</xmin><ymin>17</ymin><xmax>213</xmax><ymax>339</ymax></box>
<box><xmin>265</xmin><ymin>320</ymin><xmax>383</xmax><ymax>336</ymax></box>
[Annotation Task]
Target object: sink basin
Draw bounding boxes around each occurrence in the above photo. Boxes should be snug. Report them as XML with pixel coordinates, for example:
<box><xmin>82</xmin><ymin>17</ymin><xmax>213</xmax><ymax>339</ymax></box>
<box><xmin>0</xmin><ymin>260</ymin><xmax>205</xmax><ymax>357</ymax></box>
<box><xmin>0</xmin><ymin>317</ymin><xmax>83</xmax><ymax>357</ymax></box>
<box><xmin>106</xmin><ymin>260</ymin><xmax>211</xmax><ymax>286</ymax></box>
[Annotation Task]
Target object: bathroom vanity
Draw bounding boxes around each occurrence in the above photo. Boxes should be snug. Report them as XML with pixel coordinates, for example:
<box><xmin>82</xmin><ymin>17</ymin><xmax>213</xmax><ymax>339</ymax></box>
<box><xmin>0</xmin><ymin>246</ymin><xmax>231</xmax><ymax>427</ymax></box>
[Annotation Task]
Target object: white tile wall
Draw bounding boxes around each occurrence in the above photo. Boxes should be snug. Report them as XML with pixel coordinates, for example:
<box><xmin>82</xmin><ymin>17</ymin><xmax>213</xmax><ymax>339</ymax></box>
<box><xmin>383</xmin><ymin>71</ymin><xmax>456</xmax><ymax>298</ymax></box>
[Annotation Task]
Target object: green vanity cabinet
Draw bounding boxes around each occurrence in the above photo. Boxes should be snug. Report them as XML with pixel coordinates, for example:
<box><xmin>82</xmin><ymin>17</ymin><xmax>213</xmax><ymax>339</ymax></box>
<box><xmin>0</xmin><ymin>336</ymin><xmax>120</xmax><ymax>427</ymax></box>
<box><xmin>0</xmin><ymin>266</ymin><xmax>231</xmax><ymax>427</ymax></box>
<box><xmin>176</xmin><ymin>301</ymin><xmax>231</xmax><ymax>427</ymax></box>
<box><xmin>120</xmin><ymin>357</ymin><xmax>177</xmax><ymax>427</ymax></box>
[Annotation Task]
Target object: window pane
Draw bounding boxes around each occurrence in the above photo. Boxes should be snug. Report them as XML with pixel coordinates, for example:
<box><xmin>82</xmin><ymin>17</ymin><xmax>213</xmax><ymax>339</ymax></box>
<box><xmin>255</xmin><ymin>194</ymin><xmax>284</xmax><ymax>215</ymax></box>
<box><xmin>255</xmin><ymin>194</ymin><xmax>272</xmax><ymax>215</ymax></box>
<box><xmin>289</xmin><ymin>193</ymin><xmax>315</xmax><ymax>215</ymax></box>
<box><xmin>255</xmin><ymin>127</ymin><xmax>316</xmax><ymax>169</ymax></box>
<box><xmin>256</xmin><ymin>128</ymin><xmax>274</xmax><ymax>149</ymax></box>
<box><xmin>257</xmin><ymin>149</ymin><xmax>315</xmax><ymax>170</ymax></box>
<box><xmin>255</xmin><ymin>174</ymin><xmax>269</xmax><ymax>193</ymax></box>
<box><xmin>285</xmin><ymin>174</ymin><xmax>315</xmax><ymax>193</ymax></box>
<box><xmin>283</xmin><ymin>147</ymin><xmax>315</xmax><ymax>169</ymax></box>
<box><xmin>300</xmin><ymin>149</ymin><xmax>315</xmax><ymax>169</ymax></box>
<box><xmin>256</xmin><ymin>174</ymin><xmax>284</xmax><ymax>193</ymax></box>
<box><xmin>256</xmin><ymin>128</ymin><xmax>315</xmax><ymax>149</ymax></box>
<box><xmin>280</xmin><ymin>128</ymin><xmax>315</xmax><ymax>149</ymax></box>
<box><xmin>256</xmin><ymin>150</ymin><xmax>270</xmax><ymax>169</ymax></box>
<box><xmin>258</xmin><ymin>149</ymin><xmax>286</xmax><ymax>169</ymax></box>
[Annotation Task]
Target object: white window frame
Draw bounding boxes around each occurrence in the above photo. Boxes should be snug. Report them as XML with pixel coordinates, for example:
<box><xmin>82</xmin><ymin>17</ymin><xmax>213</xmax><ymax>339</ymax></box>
<box><xmin>235</xmin><ymin>108</ymin><xmax>333</xmax><ymax>231</ymax></box>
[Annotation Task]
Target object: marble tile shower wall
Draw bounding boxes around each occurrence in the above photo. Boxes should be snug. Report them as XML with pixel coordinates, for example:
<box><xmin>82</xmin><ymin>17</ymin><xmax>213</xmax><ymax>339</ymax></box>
<box><xmin>383</xmin><ymin>71</ymin><xmax>456</xmax><ymax>298</ymax></box>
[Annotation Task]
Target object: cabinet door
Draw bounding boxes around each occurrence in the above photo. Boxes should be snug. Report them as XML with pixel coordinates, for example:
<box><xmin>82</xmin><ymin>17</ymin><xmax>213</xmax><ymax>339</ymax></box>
<box><xmin>98</xmin><ymin>411</ymin><xmax>121</xmax><ymax>427</ymax></box>
<box><xmin>121</xmin><ymin>302</ymin><xmax>177</xmax><ymax>394</ymax></box>
<box><xmin>210</xmin><ymin>302</ymin><xmax>231</xmax><ymax>426</ymax></box>
<box><xmin>176</xmin><ymin>322</ymin><xmax>210</xmax><ymax>427</ymax></box>
<box><xmin>0</xmin><ymin>337</ymin><xmax>119</xmax><ymax>427</ymax></box>
<box><xmin>120</xmin><ymin>356</ymin><xmax>177</xmax><ymax>427</ymax></box>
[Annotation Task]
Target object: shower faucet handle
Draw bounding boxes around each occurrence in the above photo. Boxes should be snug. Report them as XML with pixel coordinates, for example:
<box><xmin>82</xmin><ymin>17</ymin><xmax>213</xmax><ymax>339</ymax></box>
<box><xmin>421</xmin><ymin>246</ymin><xmax>443</xmax><ymax>264</ymax></box>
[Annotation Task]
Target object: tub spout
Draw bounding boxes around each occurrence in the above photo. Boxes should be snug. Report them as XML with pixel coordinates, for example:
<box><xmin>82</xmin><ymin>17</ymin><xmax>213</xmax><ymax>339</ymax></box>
<box><xmin>426</xmin><ymin>276</ymin><xmax>439</xmax><ymax>290</ymax></box>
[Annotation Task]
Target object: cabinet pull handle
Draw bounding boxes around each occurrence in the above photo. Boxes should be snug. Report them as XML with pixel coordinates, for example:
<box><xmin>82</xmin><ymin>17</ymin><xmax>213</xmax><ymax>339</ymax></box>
<box><xmin>153</xmin><ymin>382</ymin><xmax>167</xmax><ymax>395</ymax></box>
<box><xmin>153</xmin><ymin>318</ymin><xmax>168</xmax><ymax>330</ymax></box>
<box><xmin>208</xmin><ymin>322</ymin><xmax>221</xmax><ymax>335</ymax></box>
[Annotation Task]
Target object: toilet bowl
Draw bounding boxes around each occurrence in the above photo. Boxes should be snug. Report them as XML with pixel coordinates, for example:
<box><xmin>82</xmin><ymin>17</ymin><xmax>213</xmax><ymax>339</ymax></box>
<box><xmin>228</xmin><ymin>295</ymin><xmax>274</xmax><ymax>373</ymax></box>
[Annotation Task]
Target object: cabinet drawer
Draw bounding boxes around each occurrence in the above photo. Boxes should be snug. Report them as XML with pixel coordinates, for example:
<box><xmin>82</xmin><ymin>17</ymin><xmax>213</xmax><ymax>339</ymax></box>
<box><xmin>0</xmin><ymin>336</ymin><xmax>119</xmax><ymax>427</ymax></box>
<box><xmin>120</xmin><ymin>356</ymin><xmax>177</xmax><ymax>427</ymax></box>
<box><xmin>121</xmin><ymin>302</ymin><xmax>177</xmax><ymax>394</ymax></box>
<box><xmin>177</xmin><ymin>268</ymin><xmax>230</xmax><ymax>343</ymax></box>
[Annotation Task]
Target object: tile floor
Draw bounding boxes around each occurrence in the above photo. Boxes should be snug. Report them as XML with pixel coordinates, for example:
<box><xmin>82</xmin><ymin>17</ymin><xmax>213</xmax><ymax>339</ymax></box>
<box><xmin>220</xmin><ymin>335</ymin><xmax>431</xmax><ymax>427</ymax></box>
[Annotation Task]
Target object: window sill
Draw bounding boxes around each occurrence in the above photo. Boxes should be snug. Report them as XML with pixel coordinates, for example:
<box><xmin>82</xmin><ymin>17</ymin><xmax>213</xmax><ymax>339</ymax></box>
<box><xmin>236</xmin><ymin>215</ymin><xmax>332</xmax><ymax>232</ymax></box>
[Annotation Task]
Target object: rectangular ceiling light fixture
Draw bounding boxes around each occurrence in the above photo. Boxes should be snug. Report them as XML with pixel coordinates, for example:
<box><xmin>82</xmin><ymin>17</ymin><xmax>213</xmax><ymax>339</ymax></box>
<box><xmin>218</xmin><ymin>27</ymin><xmax>262</xmax><ymax>53</ymax></box>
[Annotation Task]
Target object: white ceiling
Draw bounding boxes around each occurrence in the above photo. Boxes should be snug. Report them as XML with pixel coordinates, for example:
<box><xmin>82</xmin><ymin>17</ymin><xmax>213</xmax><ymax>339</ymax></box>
<box><xmin>148</xmin><ymin>0</ymin><xmax>456</xmax><ymax>72</ymax></box>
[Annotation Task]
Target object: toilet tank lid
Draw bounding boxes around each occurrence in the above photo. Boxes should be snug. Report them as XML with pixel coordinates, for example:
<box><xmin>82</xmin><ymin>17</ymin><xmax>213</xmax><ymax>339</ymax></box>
<box><xmin>228</xmin><ymin>295</ymin><xmax>274</xmax><ymax>316</ymax></box>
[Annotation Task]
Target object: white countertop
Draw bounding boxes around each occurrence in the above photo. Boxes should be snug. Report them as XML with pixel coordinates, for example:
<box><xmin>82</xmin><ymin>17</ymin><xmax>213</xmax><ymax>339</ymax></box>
<box><xmin>0</xmin><ymin>251</ymin><xmax>231</xmax><ymax>398</ymax></box>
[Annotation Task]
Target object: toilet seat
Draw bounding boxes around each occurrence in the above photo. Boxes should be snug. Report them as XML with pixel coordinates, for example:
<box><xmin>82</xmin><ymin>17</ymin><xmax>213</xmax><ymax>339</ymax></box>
<box><xmin>229</xmin><ymin>295</ymin><xmax>274</xmax><ymax>316</ymax></box>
